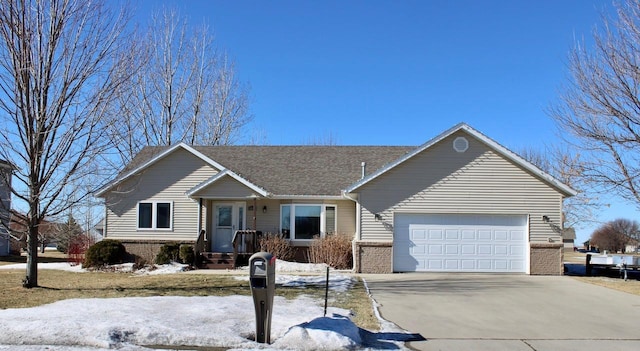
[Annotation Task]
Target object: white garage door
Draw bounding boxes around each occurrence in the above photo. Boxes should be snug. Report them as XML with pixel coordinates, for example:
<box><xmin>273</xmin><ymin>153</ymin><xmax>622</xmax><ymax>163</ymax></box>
<box><xmin>393</xmin><ymin>214</ymin><xmax>528</xmax><ymax>273</ymax></box>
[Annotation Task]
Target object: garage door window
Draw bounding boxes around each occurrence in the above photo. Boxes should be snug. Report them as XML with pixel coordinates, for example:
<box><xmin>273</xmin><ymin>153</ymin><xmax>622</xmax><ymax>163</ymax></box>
<box><xmin>280</xmin><ymin>204</ymin><xmax>336</xmax><ymax>240</ymax></box>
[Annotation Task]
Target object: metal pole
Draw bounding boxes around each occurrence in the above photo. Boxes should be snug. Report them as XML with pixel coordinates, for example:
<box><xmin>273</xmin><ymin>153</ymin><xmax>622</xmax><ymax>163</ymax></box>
<box><xmin>324</xmin><ymin>267</ymin><xmax>329</xmax><ymax>316</ymax></box>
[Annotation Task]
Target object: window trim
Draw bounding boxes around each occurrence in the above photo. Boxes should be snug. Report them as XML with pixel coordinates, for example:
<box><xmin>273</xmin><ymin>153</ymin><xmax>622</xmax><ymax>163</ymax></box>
<box><xmin>137</xmin><ymin>201</ymin><xmax>173</xmax><ymax>231</ymax></box>
<box><xmin>280</xmin><ymin>204</ymin><xmax>337</xmax><ymax>240</ymax></box>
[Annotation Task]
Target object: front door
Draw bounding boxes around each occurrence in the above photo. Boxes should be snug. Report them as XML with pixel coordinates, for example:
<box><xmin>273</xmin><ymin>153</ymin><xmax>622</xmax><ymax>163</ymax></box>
<box><xmin>213</xmin><ymin>203</ymin><xmax>245</xmax><ymax>252</ymax></box>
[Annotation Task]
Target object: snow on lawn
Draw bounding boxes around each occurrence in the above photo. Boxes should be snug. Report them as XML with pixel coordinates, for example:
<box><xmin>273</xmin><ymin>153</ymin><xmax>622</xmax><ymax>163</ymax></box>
<box><xmin>0</xmin><ymin>262</ymin><xmax>87</xmax><ymax>272</ymax></box>
<box><xmin>0</xmin><ymin>261</ymin><xmax>413</xmax><ymax>350</ymax></box>
<box><xmin>0</xmin><ymin>295</ymin><xmax>374</xmax><ymax>350</ymax></box>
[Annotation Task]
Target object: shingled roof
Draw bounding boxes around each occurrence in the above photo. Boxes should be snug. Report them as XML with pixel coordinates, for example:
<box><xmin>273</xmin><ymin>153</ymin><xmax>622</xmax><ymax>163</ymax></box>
<box><xmin>119</xmin><ymin>145</ymin><xmax>415</xmax><ymax>197</ymax></box>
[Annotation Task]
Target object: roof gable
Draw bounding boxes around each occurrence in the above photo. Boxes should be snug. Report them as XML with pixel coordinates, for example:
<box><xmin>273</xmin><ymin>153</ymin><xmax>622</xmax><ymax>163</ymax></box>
<box><xmin>344</xmin><ymin>123</ymin><xmax>577</xmax><ymax>197</ymax></box>
<box><xmin>187</xmin><ymin>170</ymin><xmax>268</xmax><ymax>197</ymax></box>
<box><xmin>95</xmin><ymin>143</ymin><xmax>230</xmax><ymax>197</ymax></box>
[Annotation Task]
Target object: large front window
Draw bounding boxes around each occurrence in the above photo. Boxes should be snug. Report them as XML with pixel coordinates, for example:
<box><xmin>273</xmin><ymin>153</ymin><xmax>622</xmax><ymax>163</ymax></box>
<box><xmin>138</xmin><ymin>201</ymin><xmax>173</xmax><ymax>230</ymax></box>
<box><xmin>280</xmin><ymin>204</ymin><xmax>336</xmax><ymax>240</ymax></box>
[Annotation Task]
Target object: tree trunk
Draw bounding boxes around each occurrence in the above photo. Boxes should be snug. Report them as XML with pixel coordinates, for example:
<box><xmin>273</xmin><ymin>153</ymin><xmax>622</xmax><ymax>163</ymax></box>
<box><xmin>24</xmin><ymin>223</ymin><xmax>39</xmax><ymax>288</ymax></box>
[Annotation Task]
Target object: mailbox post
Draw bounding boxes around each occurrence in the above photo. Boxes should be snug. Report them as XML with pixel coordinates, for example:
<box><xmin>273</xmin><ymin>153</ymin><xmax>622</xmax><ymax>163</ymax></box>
<box><xmin>249</xmin><ymin>252</ymin><xmax>276</xmax><ymax>343</ymax></box>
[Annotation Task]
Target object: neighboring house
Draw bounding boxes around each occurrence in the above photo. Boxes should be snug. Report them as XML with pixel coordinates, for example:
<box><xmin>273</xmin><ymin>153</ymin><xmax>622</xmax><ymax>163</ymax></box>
<box><xmin>96</xmin><ymin>123</ymin><xmax>576</xmax><ymax>275</ymax></box>
<box><xmin>625</xmin><ymin>238</ymin><xmax>639</xmax><ymax>253</ymax></box>
<box><xmin>562</xmin><ymin>228</ymin><xmax>576</xmax><ymax>249</ymax></box>
<box><xmin>0</xmin><ymin>160</ymin><xmax>12</xmax><ymax>256</ymax></box>
<box><xmin>9</xmin><ymin>214</ymin><xmax>62</xmax><ymax>253</ymax></box>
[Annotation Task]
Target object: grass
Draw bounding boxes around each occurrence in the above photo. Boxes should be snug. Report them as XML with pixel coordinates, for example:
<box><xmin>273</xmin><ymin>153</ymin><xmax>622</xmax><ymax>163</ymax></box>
<box><xmin>573</xmin><ymin>275</ymin><xmax>640</xmax><ymax>296</ymax></box>
<box><xmin>0</xmin><ymin>252</ymin><xmax>379</xmax><ymax>331</ymax></box>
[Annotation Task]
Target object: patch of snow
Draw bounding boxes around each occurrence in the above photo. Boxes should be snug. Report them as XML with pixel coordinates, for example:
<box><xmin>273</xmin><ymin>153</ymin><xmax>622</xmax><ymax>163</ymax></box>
<box><xmin>0</xmin><ymin>294</ymin><xmax>409</xmax><ymax>350</ymax></box>
<box><xmin>0</xmin><ymin>262</ymin><xmax>86</xmax><ymax>273</ymax></box>
<box><xmin>132</xmin><ymin>262</ymin><xmax>188</xmax><ymax>275</ymax></box>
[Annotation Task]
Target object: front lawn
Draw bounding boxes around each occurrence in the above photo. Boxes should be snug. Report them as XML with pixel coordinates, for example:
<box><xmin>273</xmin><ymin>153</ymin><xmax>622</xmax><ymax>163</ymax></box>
<box><xmin>0</xmin><ymin>253</ymin><xmax>379</xmax><ymax>331</ymax></box>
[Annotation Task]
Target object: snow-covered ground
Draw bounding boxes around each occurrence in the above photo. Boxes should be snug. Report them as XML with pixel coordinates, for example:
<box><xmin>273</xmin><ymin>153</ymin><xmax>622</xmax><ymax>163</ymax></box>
<box><xmin>0</xmin><ymin>261</ymin><xmax>413</xmax><ymax>350</ymax></box>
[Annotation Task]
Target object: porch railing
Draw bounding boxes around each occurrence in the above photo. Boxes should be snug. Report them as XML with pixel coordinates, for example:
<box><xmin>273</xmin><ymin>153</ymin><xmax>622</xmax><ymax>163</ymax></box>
<box><xmin>232</xmin><ymin>230</ymin><xmax>262</xmax><ymax>263</ymax></box>
<box><xmin>195</xmin><ymin>229</ymin><xmax>206</xmax><ymax>258</ymax></box>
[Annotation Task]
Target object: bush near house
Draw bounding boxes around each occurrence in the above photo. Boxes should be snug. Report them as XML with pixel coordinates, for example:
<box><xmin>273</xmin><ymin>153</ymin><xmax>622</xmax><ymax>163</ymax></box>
<box><xmin>308</xmin><ymin>234</ymin><xmax>353</xmax><ymax>270</ymax></box>
<box><xmin>155</xmin><ymin>242</ymin><xmax>181</xmax><ymax>265</ymax></box>
<box><xmin>179</xmin><ymin>244</ymin><xmax>195</xmax><ymax>266</ymax></box>
<box><xmin>83</xmin><ymin>240</ymin><xmax>127</xmax><ymax>268</ymax></box>
<box><xmin>259</xmin><ymin>234</ymin><xmax>296</xmax><ymax>262</ymax></box>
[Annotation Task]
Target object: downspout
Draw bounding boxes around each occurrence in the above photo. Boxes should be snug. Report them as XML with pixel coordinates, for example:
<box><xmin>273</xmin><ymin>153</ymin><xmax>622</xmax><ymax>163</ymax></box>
<box><xmin>342</xmin><ymin>190</ymin><xmax>360</xmax><ymax>272</ymax></box>
<box><xmin>103</xmin><ymin>202</ymin><xmax>108</xmax><ymax>240</ymax></box>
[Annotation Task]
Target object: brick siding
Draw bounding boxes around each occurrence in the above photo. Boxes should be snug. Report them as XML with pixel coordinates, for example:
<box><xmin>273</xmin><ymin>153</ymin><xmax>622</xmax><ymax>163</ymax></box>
<box><xmin>530</xmin><ymin>242</ymin><xmax>563</xmax><ymax>275</ymax></box>
<box><xmin>354</xmin><ymin>241</ymin><xmax>392</xmax><ymax>273</ymax></box>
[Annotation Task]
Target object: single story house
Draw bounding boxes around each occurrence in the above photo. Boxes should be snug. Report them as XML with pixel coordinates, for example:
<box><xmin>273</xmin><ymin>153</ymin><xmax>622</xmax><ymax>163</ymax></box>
<box><xmin>96</xmin><ymin>123</ymin><xmax>576</xmax><ymax>274</ymax></box>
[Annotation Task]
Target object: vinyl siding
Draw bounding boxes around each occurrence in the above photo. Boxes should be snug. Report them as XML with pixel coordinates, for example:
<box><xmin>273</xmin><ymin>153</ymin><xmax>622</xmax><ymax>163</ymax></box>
<box><xmin>357</xmin><ymin>131</ymin><xmax>564</xmax><ymax>243</ymax></box>
<box><xmin>105</xmin><ymin>148</ymin><xmax>218</xmax><ymax>241</ymax></box>
<box><xmin>194</xmin><ymin>176</ymin><xmax>257</xmax><ymax>198</ymax></box>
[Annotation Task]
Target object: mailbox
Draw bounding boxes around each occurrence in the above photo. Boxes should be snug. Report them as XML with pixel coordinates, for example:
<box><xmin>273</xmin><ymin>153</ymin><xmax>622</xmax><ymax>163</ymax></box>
<box><xmin>249</xmin><ymin>252</ymin><xmax>276</xmax><ymax>343</ymax></box>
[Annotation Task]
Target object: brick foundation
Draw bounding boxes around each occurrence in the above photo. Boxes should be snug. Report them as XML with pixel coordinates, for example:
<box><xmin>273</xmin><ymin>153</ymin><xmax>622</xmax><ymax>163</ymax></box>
<box><xmin>530</xmin><ymin>242</ymin><xmax>563</xmax><ymax>275</ymax></box>
<box><xmin>354</xmin><ymin>241</ymin><xmax>392</xmax><ymax>273</ymax></box>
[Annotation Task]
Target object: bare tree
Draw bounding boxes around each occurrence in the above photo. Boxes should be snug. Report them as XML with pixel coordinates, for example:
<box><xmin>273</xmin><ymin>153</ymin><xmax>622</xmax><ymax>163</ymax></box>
<box><xmin>590</xmin><ymin>218</ymin><xmax>638</xmax><ymax>252</ymax></box>
<box><xmin>550</xmin><ymin>0</ymin><xmax>640</xmax><ymax>207</ymax></box>
<box><xmin>0</xmin><ymin>0</ymin><xmax>133</xmax><ymax>287</ymax></box>
<box><xmin>519</xmin><ymin>146</ymin><xmax>602</xmax><ymax>229</ymax></box>
<box><xmin>105</xmin><ymin>7</ymin><xmax>252</xmax><ymax>166</ymax></box>
<box><xmin>303</xmin><ymin>131</ymin><xmax>340</xmax><ymax>146</ymax></box>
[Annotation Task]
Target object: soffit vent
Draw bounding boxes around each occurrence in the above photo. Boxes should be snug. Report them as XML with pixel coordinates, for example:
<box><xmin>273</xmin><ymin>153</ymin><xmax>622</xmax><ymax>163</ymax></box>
<box><xmin>453</xmin><ymin>137</ymin><xmax>469</xmax><ymax>153</ymax></box>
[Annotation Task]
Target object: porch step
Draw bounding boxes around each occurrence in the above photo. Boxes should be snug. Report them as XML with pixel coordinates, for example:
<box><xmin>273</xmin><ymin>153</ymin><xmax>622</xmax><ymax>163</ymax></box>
<box><xmin>199</xmin><ymin>252</ymin><xmax>235</xmax><ymax>270</ymax></box>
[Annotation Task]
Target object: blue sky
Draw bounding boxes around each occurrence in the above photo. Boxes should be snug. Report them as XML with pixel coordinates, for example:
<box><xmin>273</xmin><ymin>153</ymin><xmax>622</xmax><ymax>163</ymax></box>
<box><xmin>134</xmin><ymin>0</ymin><xmax>634</xmax><ymax>244</ymax></box>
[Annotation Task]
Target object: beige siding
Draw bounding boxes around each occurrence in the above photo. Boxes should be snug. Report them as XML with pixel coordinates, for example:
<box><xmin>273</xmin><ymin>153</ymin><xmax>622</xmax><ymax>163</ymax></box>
<box><xmin>105</xmin><ymin>148</ymin><xmax>218</xmax><ymax>241</ymax></box>
<box><xmin>194</xmin><ymin>176</ymin><xmax>257</xmax><ymax>198</ymax></box>
<box><xmin>358</xmin><ymin>131</ymin><xmax>564</xmax><ymax>243</ymax></box>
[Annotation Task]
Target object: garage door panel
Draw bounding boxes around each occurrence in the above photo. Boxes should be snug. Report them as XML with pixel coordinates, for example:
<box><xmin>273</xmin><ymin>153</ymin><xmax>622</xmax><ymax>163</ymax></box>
<box><xmin>461</xmin><ymin>244</ymin><xmax>476</xmax><ymax>254</ymax></box>
<box><xmin>494</xmin><ymin>260</ymin><xmax>508</xmax><ymax>270</ymax></box>
<box><xmin>494</xmin><ymin>245</ymin><xmax>508</xmax><ymax>255</ymax></box>
<box><xmin>428</xmin><ymin>260</ymin><xmax>443</xmax><ymax>270</ymax></box>
<box><xmin>446</xmin><ymin>229</ymin><xmax>459</xmax><ymax>240</ymax></box>
<box><xmin>511</xmin><ymin>230</ymin><xmax>525</xmax><ymax>240</ymax></box>
<box><xmin>461</xmin><ymin>230</ymin><xmax>475</xmax><ymax>240</ymax></box>
<box><xmin>445</xmin><ymin>260</ymin><xmax>459</xmax><ymax>269</ymax></box>
<box><xmin>428</xmin><ymin>229</ymin><xmax>443</xmax><ymax>240</ymax></box>
<box><xmin>478</xmin><ymin>245</ymin><xmax>492</xmax><ymax>255</ymax></box>
<box><xmin>495</xmin><ymin>230</ymin><xmax>509</xmax><ymax>240</ymax></box>
<box><xmin>461</xmin><ymin>260</ymin><xmax>475</xmax><ymax>269</ymax></box>
<box><xmin>478</xmin><ymin>230</ymin><xmax>492</xmax><ymax>240</ymax></box>
<box><xmin>394</xmin><ymin>214</ymin><xmax>527</xmax><ymax>273</ymax></box>
<box><xmin>412</xmin><ymin>229</ymin><xmax>427</xmax><ymax>240</ymax></box>
<box><xmin>478</xmin><ymin>260</ymin><xmax>492</xmax><ymax>269</ymax></box>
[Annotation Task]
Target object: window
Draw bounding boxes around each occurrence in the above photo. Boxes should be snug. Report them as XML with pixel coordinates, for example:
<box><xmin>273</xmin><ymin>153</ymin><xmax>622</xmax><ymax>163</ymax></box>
<box><xmin>137</xmin><ymin>201</ymin><xmax>173</xmax><ymax>230</ymax></box>
<box><xmin>280</xmin><ymin>204</ymin><xmax>337</xmax><ymax>240</ymax></box>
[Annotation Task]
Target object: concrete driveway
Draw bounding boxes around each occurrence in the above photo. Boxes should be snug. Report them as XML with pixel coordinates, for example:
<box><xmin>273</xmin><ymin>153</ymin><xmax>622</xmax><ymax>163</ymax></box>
<box><xmin>363</xmin><ymin>273</ymin><xmax>640</xmax><ymax>351</ymax></box>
